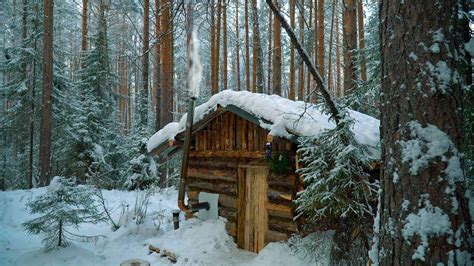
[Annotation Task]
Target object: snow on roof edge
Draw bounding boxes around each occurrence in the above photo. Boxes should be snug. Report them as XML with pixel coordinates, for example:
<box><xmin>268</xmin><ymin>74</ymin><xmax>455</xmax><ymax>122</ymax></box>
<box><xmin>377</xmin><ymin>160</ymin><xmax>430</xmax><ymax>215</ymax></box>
<box><xmin>147</xmin><ymin>90</ymin><xmax>381</xmax><ymax>159</ymax></box>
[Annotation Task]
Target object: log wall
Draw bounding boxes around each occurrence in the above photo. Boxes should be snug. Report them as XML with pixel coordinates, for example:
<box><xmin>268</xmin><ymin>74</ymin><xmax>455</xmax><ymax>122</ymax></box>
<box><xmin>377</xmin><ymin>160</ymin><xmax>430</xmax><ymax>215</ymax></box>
<box><xmin>187</xmin><ymin>111</ymin><xmax>300</xmax><ymax>248</ymax></box>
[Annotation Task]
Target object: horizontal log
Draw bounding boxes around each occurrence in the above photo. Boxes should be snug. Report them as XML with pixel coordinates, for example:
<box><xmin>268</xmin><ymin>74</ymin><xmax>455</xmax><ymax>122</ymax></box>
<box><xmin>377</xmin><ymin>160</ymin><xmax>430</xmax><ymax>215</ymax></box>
<box><xmin>188</xmin><ymin>178</ymin><xmax>237</xmax><ymax>195</ymax></box>
<box><xmin>268</xmin><ymin>189</ymin><xmax>293</xmax><ymax>202</ymax></box>
<box><xmin>190</xmin><ymin>150</ymin><xmax>265</xmax><ymax>159</ymax></box>
<box><xmin>219</xmin><ymin>207</ymin><xmax>237</xmax><ymax>222</ymax></box>
<box><xmin>225</xmin><ymin>221</ymin><xmax>237</xmax><ymax>237</ymax></box>
<box><xmin>268</xmin><ymin>216</ymin><xmax>298</xmax><ymax>233</ymax></box>
<box><xmin>219</xmin><ymin>194</ymin><xmax>238</xmax><ymax>209</ymax></box>
<box><xmin>266</xmin><ymin>203</ymin><xmax>294</xmax><ymax>219</ymax></box>
<box><xmin>265</xmin><ymin>230</ymin><xmax>289</xmax><ymax>244</ymax></box>
<box><xmin>188</xmin><ymin>167</ymin><xmax>237</xmax><ymax>183</ymax></box>
<box><xmin>188</xmin><ymin>159</ymin><xmax>239</xmax><ymax>169</ymax></box>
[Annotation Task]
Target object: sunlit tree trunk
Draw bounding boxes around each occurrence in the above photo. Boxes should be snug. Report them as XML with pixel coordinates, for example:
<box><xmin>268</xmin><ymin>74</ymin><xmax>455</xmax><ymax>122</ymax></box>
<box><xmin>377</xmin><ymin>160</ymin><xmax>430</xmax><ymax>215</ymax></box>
<box><xmin>271</xmin><ymin>0</ymin><xmax>281</xmax><ymax>96</ymax></box>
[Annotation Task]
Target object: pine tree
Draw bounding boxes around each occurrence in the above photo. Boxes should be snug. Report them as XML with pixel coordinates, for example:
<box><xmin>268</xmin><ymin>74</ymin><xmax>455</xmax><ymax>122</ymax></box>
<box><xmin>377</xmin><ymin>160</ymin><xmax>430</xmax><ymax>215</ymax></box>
<box><xmin>22</xmin><ymin>176</ymin><xmax>105</xmax><ymax>251</ymax></box>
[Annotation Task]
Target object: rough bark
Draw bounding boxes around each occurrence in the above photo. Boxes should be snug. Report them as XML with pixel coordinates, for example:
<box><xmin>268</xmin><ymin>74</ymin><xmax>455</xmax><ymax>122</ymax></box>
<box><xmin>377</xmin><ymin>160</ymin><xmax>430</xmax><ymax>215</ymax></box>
<box><xmin>342</xmin><ymin>0</ymin><xmax>357</xmax><ymax>95</ymax></box>
<box><xmin>271</xmin><ymin>0</ymin><xmax>281</xmax><ymax>96</ymax></box>
<box><xmin>245</xmin><ymin>0</ymin><xmax>250</xmax><ymax>91</ymax></box>
<box><xmin>335</xmin><ymin>12</ymin><xmax>341</xmax><ymax>97</ymax></box>
<box><xmin>297</xmin><ymin>0</ymin><xmax>305</xmax><ymax>101</ymax></box>
<box><xmin>251</xmin><ymin>0</ymin><xmax>264</xmax><ymax>93</ymax></box>
<box><xmin>210</xmin><ymin>0</ymin><xmax>216</xmax><ymax>93</ymax></box>
<box><xmin>317</xmin><ymin>0</ymin><xmax>325</xmax><ymax>77</ymax></box>
<box><xmin>235</xmin><ymin>0</ymin><xmax>241</xmax><ymax>91</ymax></box>
<box><xmin>327</xmin><ymin>0</ymin><xmax>336</xmax><ymax>93</ymax></box>
<box><xmin>160</xmin><ymin>0</ymin><xmax>173</xmax><ymax>126</ymax></box>
<box><xmin>377</xmin><ymin>1</ymin><xmax>473</xmax><ymax>265</ymax></box>
<box><xmin>39</xmin><ymin>0</ymin><xmax>54</xmax><ymax>186</ymax></box>
<box><xmin>222</xmin><ymin>1</ymin><xmax>228</xmax><ymax>91</ymax></box>
<box><xmin>213</xmin><ymin>0</ymin><xmax>222</xmax><ymax>94</ymax></box>
<box><xmin>141</xmin><ymin>0</ymin><xmax>150</xmax><ymax>128</ymax></box>
<box><xmin>289</xmin><ymin>0</ymin><xmax>296</xmax><ymax>100</ymax></box>
<box><xmin>267</xmin><ymin>12</ymin><xmax>272</xmax><ymax>93</ymax></box>
<box><xmin>81</xmin><ymin>0</ymin><xmax>88</xmax><ymax>51</ymax></box>
<box><xmin>357</xmin><ymin>0</ymin><xmax>366</xmax><ymax>82</ymax></box>
<box><xmin>154</xmin><ymin>0</ymin><xmax>161</xmax><ymax>131</ymax></box>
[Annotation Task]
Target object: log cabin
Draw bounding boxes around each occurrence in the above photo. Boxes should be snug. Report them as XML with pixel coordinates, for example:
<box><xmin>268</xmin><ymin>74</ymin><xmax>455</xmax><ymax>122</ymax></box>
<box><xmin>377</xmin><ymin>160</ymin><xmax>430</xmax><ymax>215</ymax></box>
<box><xmin>147</xmin><ymin>90</ymin><xmax>380</xmax><ymax>253</ymax></box>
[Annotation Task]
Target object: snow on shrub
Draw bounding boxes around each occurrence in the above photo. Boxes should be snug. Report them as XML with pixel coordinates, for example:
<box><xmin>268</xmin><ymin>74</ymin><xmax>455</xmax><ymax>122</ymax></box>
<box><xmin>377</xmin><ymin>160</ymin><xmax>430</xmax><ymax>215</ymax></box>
<box><xmin>22</xmin><ymin>176</ymin><xmax>105</xmax><ymax>251</ymax></box>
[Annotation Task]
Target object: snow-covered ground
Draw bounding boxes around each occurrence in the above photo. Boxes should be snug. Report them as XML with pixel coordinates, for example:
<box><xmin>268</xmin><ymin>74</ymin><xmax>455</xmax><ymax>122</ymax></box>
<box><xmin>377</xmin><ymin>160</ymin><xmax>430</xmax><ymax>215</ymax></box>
<box><xmin>0</xmin><ymin>188</ymin><xmax>322</xmax><ymax>266</ymax></box>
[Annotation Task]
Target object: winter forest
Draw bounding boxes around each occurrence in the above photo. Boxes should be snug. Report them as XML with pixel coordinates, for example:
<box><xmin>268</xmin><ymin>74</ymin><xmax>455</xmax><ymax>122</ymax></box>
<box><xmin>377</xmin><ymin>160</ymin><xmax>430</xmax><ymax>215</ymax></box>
<box><xmin>1</xmin><ymin>0</ymin><xmax>473</xmax><ymax>265</ymax></box>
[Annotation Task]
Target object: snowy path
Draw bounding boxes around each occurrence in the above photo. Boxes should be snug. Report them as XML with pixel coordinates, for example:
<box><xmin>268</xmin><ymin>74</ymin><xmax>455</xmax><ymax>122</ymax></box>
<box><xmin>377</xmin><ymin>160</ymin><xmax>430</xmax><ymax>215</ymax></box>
<box><xmin>0</xmin><ymin>188</ymin><xmax>320</xmax><ymax>266</ymax></box>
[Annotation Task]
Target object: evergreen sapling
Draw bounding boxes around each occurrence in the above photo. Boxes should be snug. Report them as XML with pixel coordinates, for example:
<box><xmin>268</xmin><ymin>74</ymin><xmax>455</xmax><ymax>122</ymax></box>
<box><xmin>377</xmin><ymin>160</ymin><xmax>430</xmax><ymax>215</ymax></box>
<box><xmin>22</xmin><ymin>176</ymin><xmax>105</xmax><ymax>251</ymax></box>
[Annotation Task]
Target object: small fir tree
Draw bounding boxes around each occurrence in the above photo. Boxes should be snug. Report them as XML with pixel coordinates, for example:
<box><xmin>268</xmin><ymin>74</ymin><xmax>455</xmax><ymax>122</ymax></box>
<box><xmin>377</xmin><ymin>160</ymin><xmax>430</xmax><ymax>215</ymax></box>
<box><xmin>124</xmin><ymin>137</ymin><xmax>158</xmax><ymax>190</ymax></box>
<box><xmin>296</xmin><ymin>112</ymin><xmax>378</xmax><ymax>221</ymax></box>
<box><xmin>22</xmin><ymin>176</ymin><xmax>105</xmax><ymax>251</ymax></box>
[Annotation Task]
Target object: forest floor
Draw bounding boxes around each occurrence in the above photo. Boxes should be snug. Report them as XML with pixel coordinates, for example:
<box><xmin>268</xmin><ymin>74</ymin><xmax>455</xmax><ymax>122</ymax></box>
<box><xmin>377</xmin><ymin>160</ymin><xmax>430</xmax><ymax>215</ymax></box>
<box><xmin>0</xmin><ymin>187</ymin><xmax>325</xmax><ymax>266</ymax></box>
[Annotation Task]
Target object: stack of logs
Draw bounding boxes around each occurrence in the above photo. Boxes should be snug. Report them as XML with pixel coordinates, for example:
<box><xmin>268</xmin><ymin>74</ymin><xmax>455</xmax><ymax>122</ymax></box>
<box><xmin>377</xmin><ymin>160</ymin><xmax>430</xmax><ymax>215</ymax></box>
<box><xmin>186</xmin><ymin>156</ymin><xmax>299</xmax><ymax>245</ymax></box>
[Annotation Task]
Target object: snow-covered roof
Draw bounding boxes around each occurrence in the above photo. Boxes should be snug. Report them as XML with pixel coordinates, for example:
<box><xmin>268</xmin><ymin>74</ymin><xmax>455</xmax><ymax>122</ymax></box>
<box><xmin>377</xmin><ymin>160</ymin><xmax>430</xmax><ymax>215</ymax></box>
<box><xmin>147</xmin><ymin>90</ymin><xmax>381</xmax><ymax>159</ymax></box>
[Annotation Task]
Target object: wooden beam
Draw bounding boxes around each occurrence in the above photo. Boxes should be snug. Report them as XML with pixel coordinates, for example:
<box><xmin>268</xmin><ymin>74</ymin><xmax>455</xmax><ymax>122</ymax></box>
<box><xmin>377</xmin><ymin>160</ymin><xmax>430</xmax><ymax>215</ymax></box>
<box><xmin>189</xmin><ymin>150</ymin><xmax>265</xmax><ymax>159</ymax></box>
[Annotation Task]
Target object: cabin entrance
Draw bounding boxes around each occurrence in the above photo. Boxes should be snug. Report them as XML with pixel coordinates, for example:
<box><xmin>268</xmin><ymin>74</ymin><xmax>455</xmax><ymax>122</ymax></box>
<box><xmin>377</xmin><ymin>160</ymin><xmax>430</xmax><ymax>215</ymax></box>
<box><xmin>237</xmin><ymin>165</ymin><xmax>268</xmax><ymax>252</ymax></box>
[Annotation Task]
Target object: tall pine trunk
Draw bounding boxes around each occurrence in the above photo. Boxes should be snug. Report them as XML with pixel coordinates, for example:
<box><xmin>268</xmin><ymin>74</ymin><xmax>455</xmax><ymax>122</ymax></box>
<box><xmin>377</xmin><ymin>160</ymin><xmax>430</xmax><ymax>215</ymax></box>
<box><xmin>376</xmin><ymin>1</ymin><xmax>472</xmax><ymax>264</ymax></box>
<box><xmin>160</xmin><ymin>0</ymin><xmax>173</xmax><ymax>126</ymax></box>
<box><xmin>39</xmin><ymin>0</ymin><xmax>54</xmax><ymax>186</ymax></box>
<box><xmin>222</xmin><ymin>2</ymin><xmax>227</xmax><ymax>91</ymax></box>
<box><xmin>342</xmin><ymin>0</ymin><xmax>356</xmax><ymax>95</ymax></box>
<box><xmin>210</xmin><ymin>0</ymin><xmax>216</xmax><ymax>93</ymax></box>
<box><xmin>140</xmin><ymin>0</ymin><xmax>150</xmax><ymax>128</ymax></box>
<box><xmin>234</xmin><ymin>0</ymin><xmax>240</xmax><ymax>91</ymax></box>
<box><xmin>251</xmin><ymin>0</ymin><xmax>264</xmax><ymax>93</ymax></box>
<box><xmin>327</xmin><ymin>0</ymin><xmax>336</xmax><ymax>93</ymax></box>
<box><xmin>297</xmin><ymin>0</ymin><xmax>305</xmax><ymax>100</ymax></box>
<box><xmin>317</xmin><ymin>0</ymin><xmax>325</xmax><ymax>78</ymax></box>
<box><xmin>289</xmin><ymin>0</ymin><xmax>295</xmax><ymax>100</ymax></box>
<box><xmin>271</xmin><ymin>0</ymin><xmax>281</xmax><ymax>96</ymax></box>
<box><xmin>213</xmin><ymin>0</ymin><xmax>222</xmax><ymax>94</ymax></box>
<box><xmin>244</xmin><ymin>0</ymin><xmax>250</xmax><ymax>91</ymax></box>
<box><xmin>357</xmin><ymin>0</ymin><xmax>366</xmax><ymax>82</ymax></box>
<box><xmin>153</xmin><ymin>0</ymin><xmax>161</xmax><ymax>131</ymax></box>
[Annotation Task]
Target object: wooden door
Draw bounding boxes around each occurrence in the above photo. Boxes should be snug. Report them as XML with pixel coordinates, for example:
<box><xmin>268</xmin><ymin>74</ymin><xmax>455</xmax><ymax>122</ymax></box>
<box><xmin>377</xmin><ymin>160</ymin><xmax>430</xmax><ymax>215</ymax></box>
<box><xmin>237</xmin><ymin>165</ymin><xmax>268</xmax><ymax>252</ymax></box>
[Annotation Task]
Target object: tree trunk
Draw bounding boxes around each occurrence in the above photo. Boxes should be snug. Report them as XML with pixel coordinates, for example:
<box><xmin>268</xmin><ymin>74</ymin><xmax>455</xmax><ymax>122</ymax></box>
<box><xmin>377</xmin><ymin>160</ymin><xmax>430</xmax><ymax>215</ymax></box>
<box><xmin>306</xmin><ymin>0</ymin><xmax>313</xmax><ymax>99</ymax></box>
<box><xmin>327</xmin><ymin>0</ymin><xmax>336</xmax><ymax>93</ymax></box>
<box><xmin>210</xmin><ymin>0</ymin><xmax>216</xmax><ymax>94</ymax></box>
<box><xmin>213</xmin><ymin>0</ymin><xmax>222</xmax><ymax>94</ymax></box>
<box><xmin>297</xmin><ymin>0</ymin><xmax>305</xmax><ymax>101</ymax></box>
<box><xmin>234</xmin><ymin>0</ymin><xmax>240</xmax><ymax>91</ymax></box>
<box><xmin>39</xmin><ymin>0</ymin><xmax>53</xmax><ymax>187</ymax></box>
<box><xmin>154</xmin><ymin>0</ymin><xmax>161</xmax><ymax>131</ymax></box>
<box><xmin>81</xmin><ymin>0</ymin><xmax>88</xmax><ymax>52</ymax></box>
<box><xmin>267</xmin><ymin>12</ymin><xmax>272</xmax><ymax>94</ymax></box>
<box><xmin>245</xmin><ymin>0</ymin><xmax>250</xmax><ymax>91</ymax></box>
<box><xmin>251</xmin><ymin>0</ymin><xmax>264</xmax><ymax>93</ymax></box>
<box><xmin>289</xmin><ymin>0</ymin><xmax>295</xmax><ymax>100</ymax></box>
<box><xmin>271</xmin><ymin>0</ymin><xmax>281</xmax><ymax>96</ymax></box>
<box><xmin>317</xmin><ymin>0</ymin><xmax>325</xmax><ymax>78</ymax></box>
<box><xmin>357</xmin><ymin>0</ymin><xmax>366</xmax><ymax>82</ymax></box>
<box><xmin>377</xmin><ymin>1</ymin><xmax>473</xmax><ymax>265</ymax></box>
<box><xmin>222</xmin><ymin>1</ymin><xmax>228</xmax><ymax>91</ymax></box>
<box><xmin>342</xmin><ymin>0</ymin><xmax>356</xmax><ymax>95</ymax></box>
<box><xmin>160</xmin><ymin>0</ymin><xmax>173</xmax><ymax>126</ymax></box>
<box><xmin>335</xmin><ymin>12</ymin><xmax>341</xmax><ymax>97</ymax></box>
<box><xmin>312</xmin><ymin>0</ymin><xmax>318</xmax><ymax>103</ymax></box>
<box><xmin>141</xmin><ymin>0</ymin><xmax>150</xmax><ymax>128</ymax></box>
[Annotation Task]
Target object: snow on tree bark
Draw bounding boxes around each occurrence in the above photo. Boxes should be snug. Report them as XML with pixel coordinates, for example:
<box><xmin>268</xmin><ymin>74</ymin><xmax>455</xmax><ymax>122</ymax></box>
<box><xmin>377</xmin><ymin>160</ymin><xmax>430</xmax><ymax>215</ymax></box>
<box><xmin>376</xmin><ymin>0</ymin><xmax>472</xmax><ymax>264</ymax></box>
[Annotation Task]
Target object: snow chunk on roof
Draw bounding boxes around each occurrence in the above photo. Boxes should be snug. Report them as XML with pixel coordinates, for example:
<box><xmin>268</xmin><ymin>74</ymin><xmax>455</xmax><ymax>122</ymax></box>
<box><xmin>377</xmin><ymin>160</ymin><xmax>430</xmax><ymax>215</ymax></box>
<box><xmin>147</xmin><ymin>90</ymin><xmax>381</xmax><ymax>158</ymax></box>
<box><xmin>147</xmin><ymin>122</ymin><xmax>180</xmax><ymax>153</ymax></box>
